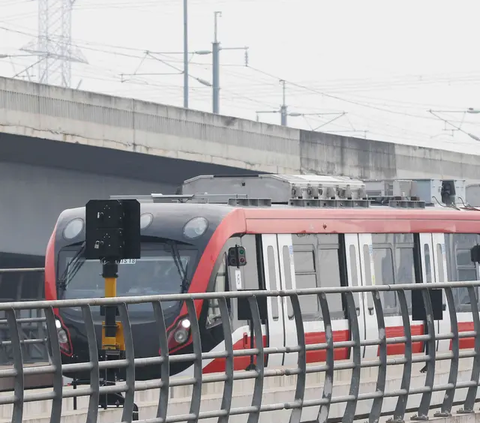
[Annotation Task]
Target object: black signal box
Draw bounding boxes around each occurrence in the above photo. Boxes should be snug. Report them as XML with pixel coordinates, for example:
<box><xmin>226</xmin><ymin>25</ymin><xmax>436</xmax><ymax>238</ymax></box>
<box><xmin>227</xmin><ymin>245</ymin><xmax>247</xmax><ymax>267</ymax></box>
<box><xmin>412</xmin><ymin>289</ymin><xmax>443</xmax><ymax>321</ymax></box>
<box><xmin>85</xmin><ymin>199</ymin><xmax>141</xmax><ymax>261</ymax></box>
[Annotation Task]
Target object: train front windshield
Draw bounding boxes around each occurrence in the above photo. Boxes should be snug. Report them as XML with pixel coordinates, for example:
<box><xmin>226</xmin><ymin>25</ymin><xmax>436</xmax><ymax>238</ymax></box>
<box><xmin>57</xmin><ymin>241</ymin><xmax>199</xmax><ymax>313</ymax></box>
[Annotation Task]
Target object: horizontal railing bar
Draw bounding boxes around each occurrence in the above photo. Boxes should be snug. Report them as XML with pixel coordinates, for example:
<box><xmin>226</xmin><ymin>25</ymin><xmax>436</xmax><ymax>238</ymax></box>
<box><xmin>50</xmin><ymin>349</ymin><xmax>480</xmax><ymax>395</ymax></box>
<box><xmin>4</xmin><ymin>280</ymin><xmax>480</xmax><ymax>310</ymax></box>
<box><xmin>0</xmin><ymin>268</ymin><xmax>44</xmax><ymax>273</ymax></box>
<box><xmin>0</xmin><ymin>317</ymin><xmax>46</xmax><ymax>324</ymax></box>
<box><xmin>1</xmin><ymin>330</ymin><xmax>474</xmax><ymax>378</ymax></box>
<box><xmin>0</xmin><ymin>338</ymin><xmax>47</xmax><ymax>346</ymax></box>
<box><xmin>3</xmin><ymin>345</ymin><xmax>475</xmax><ymax>383</ymax></box>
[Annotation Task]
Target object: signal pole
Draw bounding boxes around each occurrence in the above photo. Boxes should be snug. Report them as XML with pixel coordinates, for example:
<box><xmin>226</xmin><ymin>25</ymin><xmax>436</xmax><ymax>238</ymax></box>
<box><xmin>156</xmin><ymin>10</ymin><xmax>246</xmax><ymax>113</ymax></box>
<box><xmin>85</xmin><ymin>199</ymin><xmax>140</xmax><ymax>418</ymax></box>
<box><xmin>183</xmin><ymin>0</ymin><xmax>189</xmax><ymax>108</ymax></box>
<box><xmin>280</xmin><ymin>80</ymin><xmax>287</xmax><ymax>126</ymax></box>
<box><xmin>257</xmin><ymin>80</ymin><xmax>289</xmax><ymax>126</ymax></box>
<box><xmin>212</xmin><ymin>11</ymin><xmax>222</xmax><ymax>114</ymax></box>
<box><xmin>256</xmin><ymin>80</ymin><xmax>346</xmax><ymax>129</ymax></box>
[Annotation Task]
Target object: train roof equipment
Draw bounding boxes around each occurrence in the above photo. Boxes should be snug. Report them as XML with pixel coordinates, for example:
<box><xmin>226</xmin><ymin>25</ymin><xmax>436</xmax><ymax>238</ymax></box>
<box><xmin>110</xmin><ymin>174</ymin><xmax>467</xmax><ymax>210</ymax></box>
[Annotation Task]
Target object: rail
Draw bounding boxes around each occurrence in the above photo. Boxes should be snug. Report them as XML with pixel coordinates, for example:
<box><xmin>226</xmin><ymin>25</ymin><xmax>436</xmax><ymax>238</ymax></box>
<box><xmin>3</xmin><ymin>281</ymin><xmax>480</xmax><ymax>422</ymax></box>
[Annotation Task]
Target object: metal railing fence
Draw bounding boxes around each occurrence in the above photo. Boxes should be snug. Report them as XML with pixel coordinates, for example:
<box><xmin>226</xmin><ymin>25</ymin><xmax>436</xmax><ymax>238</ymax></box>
<box><xmin>2</xmin><ymin>281</ymin><xmax>480</xmax><ymax>423</ymax></box>
<box><xmin>0</xmin><ymin>268</ymin><xmax>47</xmax><ymax>366</ymax></box>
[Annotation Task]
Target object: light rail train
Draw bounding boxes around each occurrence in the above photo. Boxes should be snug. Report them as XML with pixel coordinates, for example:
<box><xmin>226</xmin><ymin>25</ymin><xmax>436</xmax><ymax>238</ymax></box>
<box><xmin>45</xmin><ymin>175</ymin><xmax>480</xmax><ymax>391</ymax></box>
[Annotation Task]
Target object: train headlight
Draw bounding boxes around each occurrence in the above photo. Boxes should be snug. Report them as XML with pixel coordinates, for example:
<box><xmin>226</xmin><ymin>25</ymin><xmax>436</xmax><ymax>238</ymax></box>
<box><xmin>183</xmin><ymin>217</ymin><xmax>208</xmax><ymax>239</ymax></box>
<box><xmin>63</xmin><ymin>218</ymin><xmax>84</xmax><ymax>240</ymax></box>
<box><xmin>181</xmin><ymin>318</ymin><xmax>191</xmax><ymax>329</ymax></box>
<box><xmin>53</xmin><ymin>318</ymin><xmax>72</xmax><ymax>356</ymax></box>
<box><xmin>140</xmin><ymin>213</ymin><xmax>153</xmax><ymax>230</ymax></box>
<box><xmin>174</xmin><ymin>328</ymin><xmax>189</xmax><ymax>344</ymax></box>
<box><xmin>57</xmin><ymin>328</ymin><xmax>68</xmax><ymax>344</ymax></box>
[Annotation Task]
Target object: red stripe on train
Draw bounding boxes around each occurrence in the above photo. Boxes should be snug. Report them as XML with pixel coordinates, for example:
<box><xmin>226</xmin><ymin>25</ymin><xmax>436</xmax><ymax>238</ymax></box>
<box><xmin>204</xmin><ymin>322</ymin><xmax>478</xmax><ymax>373</ymax></box>
<box><xmin>450</xmin><ymin>322</ymin><xmax>475</xmax><ymax>350</ymax></box>
<box><xmin>304</xmin><ymin>330</ymin><xmax>350</xmax><ymax>362</ymax></box>
<box><xmin>203</xmin><ymin>334</ymin><xmax>268</xmax><ymax>373</ymax></box>
<box><xmin>203</xmin><ymin>330</ymin><xmax>351</xmax><ymax>373</ymax></box>
<box><xmin>382</xmin><ymin>325</ymin><xmax>425</xmax><ymax>355</ymax></box>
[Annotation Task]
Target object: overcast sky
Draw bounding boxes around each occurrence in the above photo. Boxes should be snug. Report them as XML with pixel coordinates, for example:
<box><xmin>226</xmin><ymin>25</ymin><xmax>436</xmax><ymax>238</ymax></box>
<box><xmin>1</xmin><ymin>0</ymin><xmax>480</xmax><ymax>155</ymax></box>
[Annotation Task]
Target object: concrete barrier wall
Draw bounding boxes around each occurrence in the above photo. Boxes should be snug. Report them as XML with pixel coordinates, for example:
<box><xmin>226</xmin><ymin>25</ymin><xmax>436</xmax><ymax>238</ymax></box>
<box><xmin>3</xmin><ymin>355</ymin><xmax>478</xmax><ymax>423</ymax></box>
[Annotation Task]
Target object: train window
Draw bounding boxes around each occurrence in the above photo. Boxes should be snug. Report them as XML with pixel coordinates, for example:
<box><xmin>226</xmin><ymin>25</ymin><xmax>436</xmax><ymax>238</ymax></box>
<box><xmin>423</xmin><ymin>244</ymin><xmax>432</xmax><ymax>283</ymax></box>
<box><xmin>292</xmin><ymin>234</ymin><xmax>345</xmax><ymax>321</ymax></box>
<box><xmin>363</xmin><ymin>244</ymin><xmax>375</xmax><ymax>310</ymax></box>
<box><xmin>457</xmin><ymin>249</ymin><xmax>473</xmax><ymax>266</ymax></box>
<box><xmin>240</xmin><ymin>235</ymin><xmax>262</xmax><ymax>291</ymax></box>
<box><xmin>396</xmin><ymin>248</ymin><xmax>415</xmax><ymax>285</ymax></box>
<box><xmin>372</xmin><ymin>233</ymin><xmax>416</xmax><ymax>315</ymax></box>
<box><xmin>282</xmin><ymin>246</ymin><xmax>294</xmax><ymax>319</ymax></box>
<box><xmin>267</xmin><ymin>246</ymin><xmax>279</xmax><ymax>320</ymax></box>
<box><xmin>294</xmin><ymin>251</ymin><xmax>315</xmax><ymax>273</ymax></box>
<box><xmin>445</xmin><ymin>233</ymin><xmax>480</xmax><ymax>311</ymax></box>
<box><xmin>319</xmin><ymin>248</ymin><xmax>344</xmax><ymax>319</ymax></box>
<box><xmin>372</xmin><ymin>247</ymin><xmax>396</xmax><ymax>310</ymax></box>
<box><xmin>293</xmin><ymin>240</ymin><xmax>319</xmax><ymax>319</ymax></box>
<box><xmin>349</xmin><ymin>245</ymin><xmax>359</xmax><ymax>286</ymax></box>
<box><xmin>222</xmin><ymin>235</ymin><xmax>263</xmax><ymax>332</ymax></box>
<box><xmin>436</xmin><ymin>244</ymin><xmax>445</xmax><ymax>282</ymax></box>
<box><xmin>206</xmin><ymin>253</ymin><xmax>229</xmax><ymax>329</ymax></box>
<box><xmin>349</xmin><ymin>245</ymin><xmax>362</xmax><ymax>316</ymax></box>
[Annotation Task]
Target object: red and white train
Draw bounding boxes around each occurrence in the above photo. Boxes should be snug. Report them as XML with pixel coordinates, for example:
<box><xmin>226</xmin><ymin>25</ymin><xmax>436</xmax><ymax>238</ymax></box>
<box><xmin>45</xmin><ymin>174</ymin><xmax>480</xmax><ymax>385</ymax></box>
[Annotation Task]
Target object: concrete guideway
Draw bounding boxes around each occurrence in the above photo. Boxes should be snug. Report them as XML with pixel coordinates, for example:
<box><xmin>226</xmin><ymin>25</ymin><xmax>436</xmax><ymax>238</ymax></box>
<box><xmin>1</xmin><ymin>359</ymin><xmax>479</xmax><ymax>423</ymax></box>
<box><xmin>1</xmin><ymin>76</ymin><xmax>480</xmax><ymax>181</ymax></box>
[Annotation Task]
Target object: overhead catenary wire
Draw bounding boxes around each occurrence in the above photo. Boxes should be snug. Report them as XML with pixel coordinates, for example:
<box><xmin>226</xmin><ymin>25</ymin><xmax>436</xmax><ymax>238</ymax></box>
<box><xmin>0</xmin><ymin>6</ymin><xmax>479</xmax><ymax>148</ymax></box>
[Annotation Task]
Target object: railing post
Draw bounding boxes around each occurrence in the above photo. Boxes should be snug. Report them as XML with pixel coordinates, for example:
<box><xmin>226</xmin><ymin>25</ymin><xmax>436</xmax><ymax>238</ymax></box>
<box><xmin>435</xmin><ymin>287</ymin><xmax>458</xmax><ymax>417</ymax></box>
<box><xmin>370</xmin><ymin>290</ymin><xmax>387</xmax><ymax>423</ymax></box>
<box><xmin>388</xmin><ymin>289</ymin><xmax>412</xmax><ymax>423</ymax></box>
<box><xmin>458</xmin><ymin>286</ymin><xmax>480</xmax><ymax>414</ymax></box>
<box><xmin>412</xmin><ymin>286</ymin><xmax>437</xmax><ymax>420</ymax></box>
<box><xmin>317</xmin><ymin>292</ymin><xmax>334</xmax><ymax>423</ymax></box>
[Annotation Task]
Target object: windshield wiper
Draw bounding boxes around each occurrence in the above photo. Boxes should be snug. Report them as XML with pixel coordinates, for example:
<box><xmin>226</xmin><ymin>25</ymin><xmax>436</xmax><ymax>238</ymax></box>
<box><xmin>168</xmin><ymin>241</ymin><xmax>189</xmax><ymax>293</ymax></box>
<box><xmin>57</xmin><ymin>242</ymin><xmax>86</xmax><ymax>291</ymax></box>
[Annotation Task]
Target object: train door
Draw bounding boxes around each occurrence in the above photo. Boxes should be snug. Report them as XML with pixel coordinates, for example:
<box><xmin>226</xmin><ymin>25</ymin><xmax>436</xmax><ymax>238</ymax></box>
<box><xmin>277</xmin><ymin>234</ymin><xmax>298</xmax><ymax>367</ymax></box>
<box><xmin>430</xmin><ymin>233</ymin><xmax>450</xmax><ymax>352</ymax></box>
<box><xmin>344</xmin><ymin>234</ymin><xmax>368</xmax><ymax>358</ymax></box>
<box><xmin>290</xmin><ymin>234</ymin><xmax>351</xmax><ymax>366</ymax></box>
<box><xmin>444</xmin><ymin>233</ymin><xmax>480</xmax><ymax>353</ymax></box>
<box><xmin>420</xmin><ymin>234</ymin><xmax>450</xmax><ymax>350</ymax></box>
<box><xmin>363</xmin><ymin>233</ymin><xmax>421</xmax><ymax>359</ymax></box>
<box><xmin>261</xmin><ymin>234</ymin><xmax>287</xmax><ymax>367</ymax></box>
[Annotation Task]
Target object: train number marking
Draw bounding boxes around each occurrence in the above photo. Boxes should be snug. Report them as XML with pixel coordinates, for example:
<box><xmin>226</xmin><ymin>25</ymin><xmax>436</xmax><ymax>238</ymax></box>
<box><xmin>119</xmin><ymin>259</ymin><xmax>137</xmax><ymax>265</ymax></box>
<box><xmin>235</xmin><ymin>269</ymin><xmax>242</xmax><ymax>290</ymax></box>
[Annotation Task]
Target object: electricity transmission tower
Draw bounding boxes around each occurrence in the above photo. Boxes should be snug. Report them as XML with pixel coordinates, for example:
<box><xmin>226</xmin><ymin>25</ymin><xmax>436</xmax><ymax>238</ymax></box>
<box><xmin>21</xmin><ymin>0</ymin><xmax>87</xmax><ymax>88</ymax></box>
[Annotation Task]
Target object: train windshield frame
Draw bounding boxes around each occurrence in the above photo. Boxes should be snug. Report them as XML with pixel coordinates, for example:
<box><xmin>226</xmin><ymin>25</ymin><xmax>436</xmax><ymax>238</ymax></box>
<box><xmin>56</xmin><ymin>240</ymin><xmax>199</xmax><ymax>313</ymax></box>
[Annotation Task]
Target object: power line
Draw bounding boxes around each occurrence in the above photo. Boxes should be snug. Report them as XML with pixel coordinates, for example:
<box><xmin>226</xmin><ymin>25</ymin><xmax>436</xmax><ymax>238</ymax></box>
<box><xmin>1</xmin><ymin>17</ymin><xmax>478</xmax><ymax>146</ymax></box>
